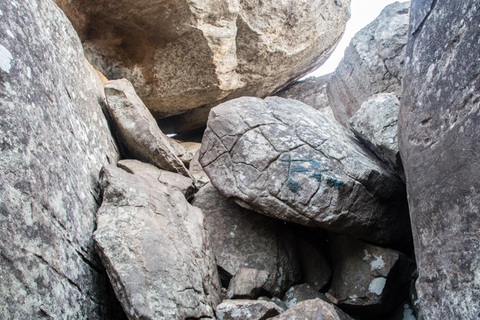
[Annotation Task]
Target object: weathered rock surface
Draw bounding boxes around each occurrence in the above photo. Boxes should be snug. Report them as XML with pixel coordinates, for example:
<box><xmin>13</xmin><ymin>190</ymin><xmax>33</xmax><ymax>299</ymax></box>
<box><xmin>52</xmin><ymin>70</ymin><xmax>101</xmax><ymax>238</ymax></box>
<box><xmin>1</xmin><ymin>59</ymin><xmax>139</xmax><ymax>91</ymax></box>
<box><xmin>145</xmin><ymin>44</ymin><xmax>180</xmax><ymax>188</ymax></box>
<box><xmin>328</xmin><ymin>234</ymin><xmax>414</xmax><ymax>317</ymax></box>
<box><xmin>270</xmin><ymin>298</ymin><xmax>354</xmax><ymax>320</ymax></box>
<box><xmin>54</xmin><ymin>0</ymin><xmax>350</xmax><ymax>133</ymax></box>
<box><xmin>275</xmin><ymin>75</ymin><xmax>334</xmax><ymax>118</ymax></box>
<box><xmin>117</xmin><ymin>159</ymin><xmax>195</xmax><ymax>200</ymax></box>
<box><xmin>177</xmin><ymin>141</ymin><xmax>202</xmax><ymax>166</ymax></box>
<box><xmin>192</xmin><ymin>183</ymin><xmax>301</xmax><ymax>297</ymax></box>
<box><xmin>398</xmin><ymin>0</ymin><xmax>480</xmax><ymax>318</ymax></box>
<box><xmin>94</xmin><ymin>165</ymin><xmax>221</xmax><ymax>319</ymax></box>
<box><xmin>200</xmin><ymin>96</ymin><xmax>409</xmax><ymax>245</ymax></box>
<box><xmin>189</xmin><ymin>151</ymin><xmax>211</xmax><ymax>189</ymax></box>
<box><xmin>327</xmin><ymin>1</ymin><xmax>410</xmax><ymax>127</ymax></box>
<box><xmin>349</xmin><ymin>93</ymin><xmax>402</xmax><ymax>174</ymax></box>
<box><xmin>104</xmin><ymin>79</ymin><xmax>190</xmax><ymax>176</ymax></box>
<box><xmin>216</xmin><ymin>300</ymin><xmax>283</xmax><ymax>320</ymax></box>
<box><xmin>0</xmin><ymin>0</ymin><xmax>122</xmax><ymax>318</ymax></box>
<box><xmin>226</xmin><ymin>268</ymin><xmax>270</xmax><ymax>300</ymax></box>
<box><xmin>283</xmin><ymin>284</ymin><xmax>327</xmax><ymax>309</ymax></box>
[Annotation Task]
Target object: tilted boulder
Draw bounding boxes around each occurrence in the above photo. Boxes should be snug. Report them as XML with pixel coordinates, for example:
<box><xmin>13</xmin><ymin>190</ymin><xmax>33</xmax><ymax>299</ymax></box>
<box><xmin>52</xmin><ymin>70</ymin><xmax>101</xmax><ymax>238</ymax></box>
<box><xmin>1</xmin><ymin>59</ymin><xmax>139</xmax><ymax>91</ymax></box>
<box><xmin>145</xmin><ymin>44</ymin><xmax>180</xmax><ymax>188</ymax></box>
<box><xmin>283</xmin><ymin>284</ymin><xmax>328</xmax><ymax>309</ymax></box>
<box><xmin>328</xmin><ymin>234</ymin><xmax>414</xmax><ymax>317</ymax></box>
<box><xmin>94</xmin><ymin>165</ymin><xmax>222</xmax><ymax>319</ymax></box>
<box><xmin>0</xmin><ymin>0</ymin><xmax>121</xmax><ymax>318</ymax></box>
<box><xmin>53</xmin><ymin>0</ymin><xmax>350</xmax><ymax>133</ymax></box>
<box><xmin>270</xmin><ymin>298</ymin><xmax>354</xmax><ymax>320</ymax></box>
<box><xmin>216</xmin><ymin>300</ymin><xmax>283</xmax><ymax>320</ymax></box>
<box><xmin>104</xmin><ymin>79</ymin><xmax>190</xmax><ymax>176</ymax></box>
<box><xmin>192</xmin><ymin>183</ymin><xmax>301</xmax><ymax>297</ymax></box>
<box><xmin>399</xmin><ymin>0</ymin><xmax>480</xmax><ymax>318</ymax></box>
<box><xmin>226</xmin><ymin>268</ymin><xmax>270</xmax><ymax>300</ymax></box>
<box><xmin>200</xmin><ymin>97</ymin><xmax>410</xmax><ymax>245</ymax></box>
<box><xmin>327</xmin><ymin>1</ymin><xmax>410</xmax><ymax>127</ymax></box>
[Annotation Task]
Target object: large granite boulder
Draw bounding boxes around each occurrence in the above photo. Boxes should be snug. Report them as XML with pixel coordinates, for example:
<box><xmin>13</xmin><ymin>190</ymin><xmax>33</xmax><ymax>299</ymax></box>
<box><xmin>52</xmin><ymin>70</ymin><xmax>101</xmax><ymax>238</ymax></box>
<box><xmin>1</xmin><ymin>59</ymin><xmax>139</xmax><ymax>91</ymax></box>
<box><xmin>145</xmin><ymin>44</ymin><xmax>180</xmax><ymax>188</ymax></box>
<box><xmin>94</xmin><ymin>164</ymin><xmax>222</xmax><ymax>319</ymax></box>
<box><xmin>53</xmin><ymin>0</ymin><xmax>350</xmax><ymax>133</ymax></box>
<box><xmin>216</xmin><ymin>300</ymin><xmax>283</xmax><ymax>320</ymax></box>
<box><xmin>398</xmin><ymin>0</ymin><xmax>480</xmax><ymax>318</ymax></box>
<box><xmin>192</xmin><ymin>183</ymin><xmax>301</xmax><ymax>297</ymax></box>
<box><xmin>199</xmin><ymin>96</ymin><xmax>409</xmax><ymax>245</ymax></box>
<box><xmin>327</xmin><ymin>1</ymin><xmax>410</xmax><ymax>127</ymax></box>
<box><xmin>270</xmin><ymin>298</ymin><xmax>354</xmax><ymax>320</ymax></box>
<box><xmin>104</xmin><ymin>79</ymin><xmax>190</xmax><ymax>176</ymax></box>
<box><xmin>0</xmin><ymin>0</ymin><xmax>122</xmax><ymax>318</ymax></box>
<box><xmin>328</xmin><ymin>234</ymin><xmax>415</xmax><ymax>317</ymax></box>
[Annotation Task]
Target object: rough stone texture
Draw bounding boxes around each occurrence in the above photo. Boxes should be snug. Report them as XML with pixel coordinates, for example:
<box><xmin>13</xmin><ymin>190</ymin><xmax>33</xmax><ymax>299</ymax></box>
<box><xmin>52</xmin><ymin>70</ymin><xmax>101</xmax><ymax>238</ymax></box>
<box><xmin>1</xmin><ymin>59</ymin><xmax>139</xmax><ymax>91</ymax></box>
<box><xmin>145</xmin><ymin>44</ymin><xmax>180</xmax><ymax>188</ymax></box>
<box><xmin>94</xmin><ymin>165</ymin><xmax>221</xmax><ymax>319</ymax></box>
<box><xmin>54</xmin><ymin>0</ymin><xmax>350</xmax><ymax>133</ymax></box>
<box><xmin>104</xmin><ymin>79</ymin><xmax>190</xmax><ymax>176</ymax></box>
<box><xmin>189</xmin><ymin>150</ymin><xmax>211</xmax><ymax>189</ymax></box>
<box><xmin>270</xmin><ymin>298</ymin><xmax>354</xmax><ymax>320</ymax></box>
<box><xmin>0</xmin><ymin>0</ymin><xmax>123</xmax><ymax>318</ymax></box>
<box><xmin>226</xmin><ymin>268</ymin><xmax>270</xmax><ymax>300</ymax></box>
<box><xmin>200</xmin><ymin>96</ymin><xmax>409</xmax><ymax>245</ymax></box>
<box><xmin>295</xmin><ymin>234</ymin><xmax>332</xmax><ymax>291</ymax></box>
<box><xmin>282</xmin><ymin>284</ymin><xmax>327</xmax><ymax>309</ymax></box>
<box><xmin>178</xmin><ymin>141</ymin><xmax>202</xmax><ymax>166</ymax></box>
<box><xmin>275</xmin><ymin>75</ymin><xmax>334</xmax><ymax>118</ymax></box>
<box><xmin>192</xmin><ymin>183</ymin><xmax>301</xmax><ymax>297</ymax></box>
<box><xmin>216</xmin><ymin>300</ymin><xmax>283</xmax><ymax>320</ymax></box>
<box><xmin>327</xmin><ymin>1</ymin><xmax>410</xmax><ymax>127</ymax></box>
<box><xmin>398</xmin><ymin>0</ymin><xmax>480</xmax><ymax>319</ymax></box>
<box><xmin>349</xmin><ymin>93</ymin><xmax>402</xmax><ymax>174</ymax></box>
<box><xmin>117</xmin><ymin>159</ymin><xmax>195</xmax><ymax>200</ymax></box>
<box><xmin>328</xmin><ymin>234</ymin><xmax>414</xmax><ymax>317</ymax></box>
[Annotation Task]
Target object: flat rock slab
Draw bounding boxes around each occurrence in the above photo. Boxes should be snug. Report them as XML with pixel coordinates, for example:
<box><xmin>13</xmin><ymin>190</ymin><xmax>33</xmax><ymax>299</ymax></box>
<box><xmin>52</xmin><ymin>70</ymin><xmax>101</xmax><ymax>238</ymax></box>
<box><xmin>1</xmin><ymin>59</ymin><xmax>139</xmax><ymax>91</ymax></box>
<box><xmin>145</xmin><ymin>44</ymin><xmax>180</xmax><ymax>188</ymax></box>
<box><xmin>226</xmin><ymin>268</ymin><xmax>270</xmax><ymax>300</ymax></box>
<box><xmin>200</xmin><ymin>96</ymin><xmax>409</xmax><ymax>245</ymax></box>
<box><xmin>216</xmin><ymin>300</ymin><xmax>283</xmax><ymax>320</ymax></box>
<box><xmin>270</xmin><ymin>298</ymin><xmax>354</xmax><ymax>320</ymax></box>
<box><xmin>94</xmin><ymin>165</ymin><xmax>221</xmax><ymax>319</ymax></box>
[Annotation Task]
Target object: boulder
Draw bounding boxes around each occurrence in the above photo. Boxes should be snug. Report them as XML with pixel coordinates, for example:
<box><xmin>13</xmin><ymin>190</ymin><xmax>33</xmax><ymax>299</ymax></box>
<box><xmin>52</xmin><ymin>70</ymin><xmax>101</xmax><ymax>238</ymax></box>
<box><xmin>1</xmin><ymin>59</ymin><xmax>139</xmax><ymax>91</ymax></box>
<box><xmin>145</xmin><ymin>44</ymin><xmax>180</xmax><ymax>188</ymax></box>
<box><xmin>177</xmin><ymin>141</ymin><xmax>202</xmax><ymax>166</ymax></box>
<box><xmin>53</xmin><ymin>0</ymin><xmax>350</xmax><ymax>133</ymax></box>
<box><xmin>117</xmin><ymin>159</ymin><xmax>195</xmax><ymax>200</ymax></box>
<box><xmin>349</xmin><ymin>93</ymin><xmax>402</xmax><ymax>174</ymax></box>
<box><xmin>270</xmin><ymin>298</ymin><xmax>354</xmax><ymax>320</ymax></box>
<box><xmin>226</xmin><ymin>268</ymin><xmax>270</xmax><ymax>300</ymax></box>
<box><xmin>192</xmin><ymin>183</ymin><xmax>301</xmax><ymax>297</ymax></box>
<box><xmin>328</xmin><ymin>234</ymin><xmax>415</xmax><ymax>317</ymax></box>
<box><xmin>275</xmin><ymin>75</ymin><xmax>335</xmax><ymax>118</ymax></box>
<box><xmin>327</xmin><ymin>2</ymin><xmax>410</xmax><ymax>127</ymax></box>
<box><xmin>216</xmin><ymin>300</ymin><xmax>283</xmax><ymax>320</ymax></box>
<box><xmin>0</xmin><ymin>0</ymin><xmax>122</xmax><ymax>318</ymax></box>
<box><xmin>200</xmin><ymin>96</ymin><xmax>410</xmax><ymax>245</ymax></box>
<box><xmin>189</xmin><ymin>151</ymin><xmax>211</xmax><ymax>189</ymax></box>
<box><xmin>283</xmin><ymin>284</ymin><xmax>328</xmax><ymax>309</ymax></box>
<box><xmin>398</xmin><ymin>0</ymin><xmax>480</xmax><ymax>318</ymax></box>
<box><xmin>94</xmin><ymin>165</ymin><xmax>221</xmax><ymax>319</ymax></box>
<box><xmin>104</xmin><ymin>79</ymin><xmax>190</xmax><ymax>176</ymax></box>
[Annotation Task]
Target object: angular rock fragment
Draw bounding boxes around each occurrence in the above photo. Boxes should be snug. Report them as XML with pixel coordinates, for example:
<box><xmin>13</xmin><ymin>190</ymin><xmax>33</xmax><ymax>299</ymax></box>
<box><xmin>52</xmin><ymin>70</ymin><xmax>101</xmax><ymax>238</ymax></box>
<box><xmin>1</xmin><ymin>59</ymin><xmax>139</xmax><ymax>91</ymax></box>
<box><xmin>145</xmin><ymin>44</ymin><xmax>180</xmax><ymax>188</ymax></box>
<box><xmin>94</xmin><ymin>165</ymin><xmax>221</xmax><ymax>319</ymax></box>
<box><xmin>104</xmin><ymin>79</ymin><xmax>190</xmax><ymax>176</ymax></box>
<box><xmin>189</xmin><ymin>151</ymin><xmax>211</xmax><ymax>189</ymax></box>
<box><xmin>283</xmin><ymin>284</ymin><xmax>328</xmax><ymax>309</ymax></box>
<box><xmin>216</xmin><ymin>300</ymin><xmax>283</xmax><ymax>320</ymax></box>
<box><xmin>177</xmin><ymin>141</ymin><xmax>201</xmax><ymax>166</ymax></box>
<box><xmin>192</xmin><ymin>183</ymin><xmax>301</xmax><ymax>297</ymax></box>
<box><xmin>200</xmin><ymin>96</ymin><xmax>409</xmax><ymax>245</ymax></box>
<box><xmin>350</xmin><ymin>93</ymin><xmax>402</xmax><ymax>175</ymax></box>
<box><xmin>270</xmin><ymin>298</ymin><xmax>354</xmax><ymax>320</ymax></box>
<box><xmin>327</xmin><ymin>1</ymin><xmax>410</xmax><ymax>127</ymax></box>
<box><xmin>328</xmin><ymin>234</ymin><xmax>414</xmax><ymax>317</ymax></box>
<box><xmin>226</xmin><ymin>268</ymin><xmax>270</xmax><ymax>300</ymax></box>
<box><xmin>54</xmin><ymin>0</ymin><xmax>350</xmax><ymax>133</ymax></box>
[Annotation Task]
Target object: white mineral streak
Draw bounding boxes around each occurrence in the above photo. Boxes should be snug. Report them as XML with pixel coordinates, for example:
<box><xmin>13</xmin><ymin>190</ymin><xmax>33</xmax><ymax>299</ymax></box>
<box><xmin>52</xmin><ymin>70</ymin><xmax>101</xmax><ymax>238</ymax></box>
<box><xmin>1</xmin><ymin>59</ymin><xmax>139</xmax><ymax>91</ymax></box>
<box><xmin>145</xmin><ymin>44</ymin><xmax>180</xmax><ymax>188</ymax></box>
<box><xmin>0</xmin><ymin>44</ymin><xmax>13</xmax><ymax>73</ymax></box>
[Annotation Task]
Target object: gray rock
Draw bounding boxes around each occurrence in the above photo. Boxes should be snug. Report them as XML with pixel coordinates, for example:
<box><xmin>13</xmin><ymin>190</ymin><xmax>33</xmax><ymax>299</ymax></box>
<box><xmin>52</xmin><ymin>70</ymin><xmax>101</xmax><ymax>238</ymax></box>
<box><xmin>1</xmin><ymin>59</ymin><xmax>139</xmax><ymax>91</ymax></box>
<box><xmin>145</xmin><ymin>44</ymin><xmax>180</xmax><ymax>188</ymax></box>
<box><xmin>199</xmin><ymin>96</ymin><xmax>409</xmax><ymax>245</ymax></box>
<box><xmin>117</xmin><ymin>159</ymin><xmax>195</xmax><ymax>200</ymax></box>
<box><xmin>104</xmin><ymin>79</ymin><xmax>190</xmax><ymax>176</ymax></box>
<box><xmin>192</xmin><ymin>183</ymin><xmax>301</xmax><ymax>297</ymax></box>
<box><xmin>398</xmin><ymin>0</ymin><xmax>480</xmax><ymax>318</ymax></box>
<box><xmin>295</xmin><ymin>235</ymin><xmax>332</xmax><ymax>291</ymax></box>
<box><xmin>282</xmin><ymin>284</ymin><xmax>327</xmax><ymax>309</ymax></box>
<box><xmin>54</xmin><ymin>0</ymin><xmax>350</xmax><ymax>133</ymax></box>
<box><xmin>0</xmin><ymin>0</ymin><xmax>121</xmax><ymax>318</ymax></box>
<box><xmin>349</xmin><ymin>93</ymin><xmax>402</xmax><ymax>174</ymax></box>
<box><xmin>177</xmin><ymin>141</ymin><xmax>201</xmax><ymax>166</ymax></box>
<box><xmin>387</xmin><ymin>301</ymin><xmax>417</xmax><ymax>320</ymax></box>
<box><xmin>94</xmin><ymin>165</ymin><xmax>222</xmax><ymax>319</ymax></box>
<box><xmin>189</xmin><ymin>151</ymin><xmax>211</xmax><ymax>189</ymax></box>
<box><xmin>328</xmin><ymin>234</ymin><xmax>414</xmax><ymax>317</ymax></box>
<box><xmin>327</xmin><ymin>2</ymin><xmax>410</xmax><ymax>127</ymax></box>
<box><xmin>216</xmin><ymin>300</ymin><xmax>283</xmax><ymax>320</ymax></box>
<box><xmin>226</xmin><ymin>268</ymin><xmax>270</xmax><ymax>300</ymax></box>
<box><xmin>270</xmin><ymin>298</ymin><xmax>354</xmax><ymax>320</ymax></box>
<box><xmin>275</xmin><ymin>75</ymin><xmax>335</xmax><ymax>118</ymax></box>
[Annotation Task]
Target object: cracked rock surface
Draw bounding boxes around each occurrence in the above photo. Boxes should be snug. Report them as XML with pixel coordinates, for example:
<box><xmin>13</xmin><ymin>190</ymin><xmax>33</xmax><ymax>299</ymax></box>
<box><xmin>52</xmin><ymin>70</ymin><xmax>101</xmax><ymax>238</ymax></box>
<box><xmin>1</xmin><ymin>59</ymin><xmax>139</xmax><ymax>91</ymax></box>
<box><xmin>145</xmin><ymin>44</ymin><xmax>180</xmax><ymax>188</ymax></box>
<box><xmin>327</xmin><ymin>1</ymin><xmax>410</xmax><ymax>127</ymax></box>
<box><xmin>216</xmin><ymin>300</ymin><xmax>283</xmax><ymax>320</ymax></box>
<box><xmin>200</xmin><ymin>96</ymin><xmax>409</xmax><ymax>245</ymax></box>
<box><xmin>270</xmin><ymin>298</ymin><xmax>354</xmax><ymax>320</ymax></box>
<box><xmin>53</xmin><ymin>0</ymin><xmax>349</xmax><ymax>133</ymax></box>
<box><xmin>94</xmin><ymin>165</ymin><xmax>222</xmax><ymax>319</ymax></box>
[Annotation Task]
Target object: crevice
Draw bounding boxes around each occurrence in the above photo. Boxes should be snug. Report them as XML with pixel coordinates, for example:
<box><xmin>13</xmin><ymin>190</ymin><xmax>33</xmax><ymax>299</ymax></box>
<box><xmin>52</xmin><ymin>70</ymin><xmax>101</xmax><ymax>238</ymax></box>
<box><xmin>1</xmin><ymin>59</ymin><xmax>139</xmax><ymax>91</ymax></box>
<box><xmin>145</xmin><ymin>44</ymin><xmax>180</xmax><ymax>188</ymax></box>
<box><xmin>412</xmin><ymin>0</ymin><xmax>438</xmax><ymax>37</ymax></box>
